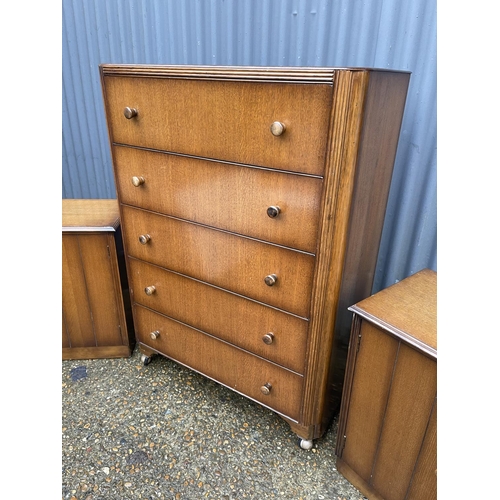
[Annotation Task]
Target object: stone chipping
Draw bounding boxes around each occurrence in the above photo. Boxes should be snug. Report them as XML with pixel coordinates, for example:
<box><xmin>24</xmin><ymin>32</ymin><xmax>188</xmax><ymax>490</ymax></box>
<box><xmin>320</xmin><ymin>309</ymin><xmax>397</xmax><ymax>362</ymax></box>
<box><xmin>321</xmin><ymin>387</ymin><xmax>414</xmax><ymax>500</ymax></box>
<box><xmin>62</xmin><ymin>346</ymin><xmax>366</xmax><ymax>500</ymax></box>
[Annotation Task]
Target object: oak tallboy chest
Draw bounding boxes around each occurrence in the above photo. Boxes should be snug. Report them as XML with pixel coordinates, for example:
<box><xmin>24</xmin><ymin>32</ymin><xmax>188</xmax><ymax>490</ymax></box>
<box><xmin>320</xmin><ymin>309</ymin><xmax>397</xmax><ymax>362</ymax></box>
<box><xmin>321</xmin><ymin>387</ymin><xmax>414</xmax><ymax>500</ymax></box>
<box><xmin>100</xmin><ymin>65</ymin><xmax>410</xmax><ymax>447</ymax></box>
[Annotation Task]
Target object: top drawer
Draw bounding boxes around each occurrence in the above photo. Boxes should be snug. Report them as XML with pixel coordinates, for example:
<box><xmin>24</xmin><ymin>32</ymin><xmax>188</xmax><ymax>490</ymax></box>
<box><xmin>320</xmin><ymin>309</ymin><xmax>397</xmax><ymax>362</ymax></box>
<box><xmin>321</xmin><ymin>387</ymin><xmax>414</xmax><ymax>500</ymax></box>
<box><xmin>102</xmin><ymin>76</ymin><xmax>333</xmax><ymax>175</ymax></box>
<box><xmin>113</xmin><ymin>146</ymin><xmax>323</xmax><ymax>253</ymax></box>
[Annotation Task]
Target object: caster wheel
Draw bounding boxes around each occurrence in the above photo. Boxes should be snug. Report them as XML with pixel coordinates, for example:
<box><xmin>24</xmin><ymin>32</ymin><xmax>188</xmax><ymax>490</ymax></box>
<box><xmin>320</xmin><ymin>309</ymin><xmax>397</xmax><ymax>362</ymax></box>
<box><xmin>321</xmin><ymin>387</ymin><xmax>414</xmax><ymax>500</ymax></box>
<box><xmin>141</xmin><ymin>354</ymin><xmax>152</xmax><ymax>366</ymax></box>
<box><xmin>297</xmin><ymin>438</ymin><xmax>314</xmax><ymax>450</ymax></box>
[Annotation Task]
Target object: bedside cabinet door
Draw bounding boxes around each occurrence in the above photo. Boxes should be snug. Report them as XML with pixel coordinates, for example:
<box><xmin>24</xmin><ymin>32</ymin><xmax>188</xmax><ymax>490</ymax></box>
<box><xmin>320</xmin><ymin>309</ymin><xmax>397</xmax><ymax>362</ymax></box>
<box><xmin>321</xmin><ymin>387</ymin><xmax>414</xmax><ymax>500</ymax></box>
<box><xmin>62</xmin><ymin>232</ymin><xmax>127</xmax><ymax>354</ymax></box>
<box><xmin>62</xmin><ymin>234</ymin><xmax>94</xmax><ymax>347</ymax></box>
<box><xmin>339</xmin><ymin>321</ymin><xmax>437</xmax><ymax>500</ymax></box>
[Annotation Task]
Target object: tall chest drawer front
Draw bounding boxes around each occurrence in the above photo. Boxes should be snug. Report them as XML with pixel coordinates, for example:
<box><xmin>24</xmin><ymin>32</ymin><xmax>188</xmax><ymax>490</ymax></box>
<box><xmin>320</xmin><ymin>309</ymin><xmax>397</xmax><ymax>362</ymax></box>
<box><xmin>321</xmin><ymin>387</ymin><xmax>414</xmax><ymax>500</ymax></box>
<box><xmin>113</xmin><ymin>146</ymin><xmax>323</xmax><ymax>253</ymax></box>
<box><xmin>103</xmin><ymin>76</ymin><xmax>332</xmax><ymax>175</ymax></box>
<box><xmin>128</xmin><ymin>258</ymin><xmax>308</xmax><ymax>374</ymax></box>
<box><xmin>134</xmin><ymin>305</ymin><xmax>303</xmax><ymax>421</ymax></box>
<box><xmin>121</xmin><ymin>205</ymin><xmax>315</xmax><ymax>318</ymax></box>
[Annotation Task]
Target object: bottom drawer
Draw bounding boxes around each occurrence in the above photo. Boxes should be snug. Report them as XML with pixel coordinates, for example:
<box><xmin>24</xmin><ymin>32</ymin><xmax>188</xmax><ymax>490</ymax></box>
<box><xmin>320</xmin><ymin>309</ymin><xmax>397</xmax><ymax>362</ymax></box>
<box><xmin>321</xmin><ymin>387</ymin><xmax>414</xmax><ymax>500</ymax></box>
<box><xmin>134</xmin><ymin>304</ymin><xmax>303</xmax><ymax>421</ymax></box>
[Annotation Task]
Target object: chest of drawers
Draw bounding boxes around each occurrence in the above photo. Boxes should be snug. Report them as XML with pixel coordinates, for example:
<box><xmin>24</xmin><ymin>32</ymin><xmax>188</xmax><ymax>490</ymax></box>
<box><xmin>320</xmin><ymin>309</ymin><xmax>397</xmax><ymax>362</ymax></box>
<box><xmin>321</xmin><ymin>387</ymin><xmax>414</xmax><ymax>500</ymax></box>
<box><xmin>62</xmin><ymin>199</ymin><xmax>134</xmax><ymax>359</ymax></box>
<box><xmin>100</xmin><ymin>65</ymin><xmax>410</xmax><ymax>447</ymax></box>
<box><xmin>335</xmin><ymin>269</ymin><xmax>437</xmax><ymax>499</ymax></box>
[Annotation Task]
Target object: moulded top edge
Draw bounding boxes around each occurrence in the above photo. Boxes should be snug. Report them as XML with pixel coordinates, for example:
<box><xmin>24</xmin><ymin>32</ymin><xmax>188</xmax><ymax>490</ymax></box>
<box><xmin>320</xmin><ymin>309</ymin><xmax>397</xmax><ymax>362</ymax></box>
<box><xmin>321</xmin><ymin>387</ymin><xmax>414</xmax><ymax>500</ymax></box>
<box><xmin>349</xmin><ymin>305</ymin><xmax>437</xmax><ymax>360</ymax></box>
<box><xmin>99</xmin><ymin>64</ymin><xmax>410</xmax><ymax>83</ymax></box>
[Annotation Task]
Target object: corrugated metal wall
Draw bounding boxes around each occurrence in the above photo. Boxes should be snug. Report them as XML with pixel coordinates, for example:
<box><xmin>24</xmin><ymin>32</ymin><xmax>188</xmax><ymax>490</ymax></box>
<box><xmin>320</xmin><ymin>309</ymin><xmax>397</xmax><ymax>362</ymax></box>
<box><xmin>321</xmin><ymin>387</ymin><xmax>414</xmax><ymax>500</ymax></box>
<box><xmin>62</xmin><ymin>0</ymin><xmax>436</xmax><ymax>292</ymax></box>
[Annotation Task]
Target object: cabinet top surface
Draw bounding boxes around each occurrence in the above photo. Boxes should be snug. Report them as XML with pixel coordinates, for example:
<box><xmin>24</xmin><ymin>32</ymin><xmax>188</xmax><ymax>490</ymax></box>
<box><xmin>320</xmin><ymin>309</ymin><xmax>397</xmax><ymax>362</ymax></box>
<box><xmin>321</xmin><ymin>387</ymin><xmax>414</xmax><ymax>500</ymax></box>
<box><xmin>349</xmin><ymin>269</ymin><xmax>437</xmax><ymax>354</ymax></box>
<box><xmin>100</xmin><ymin>64</ymin><xmax>410</xmax><ymax>82</ymax></box>
<box><xmin>62</xmin><ymin>199</ymin><xmax>120</xmax><ymax>231</ymax></box>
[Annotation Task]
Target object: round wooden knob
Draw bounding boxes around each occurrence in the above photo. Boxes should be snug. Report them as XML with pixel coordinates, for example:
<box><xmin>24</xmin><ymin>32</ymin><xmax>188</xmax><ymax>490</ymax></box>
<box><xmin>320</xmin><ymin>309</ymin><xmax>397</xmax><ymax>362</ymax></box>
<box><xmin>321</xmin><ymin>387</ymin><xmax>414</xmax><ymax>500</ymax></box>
<box><xmin>132</xmin><ymin>176</ymin><xmax>145</xmax><ymax>187</ymax></box>
<box><xmin>262</xmin><ymin>333</ymin><xmax>275</xmax><ymax>345</ymax></box>
<box><xmin>270</xmin><ymin>121</ymin><xmax>286</xmax><ymax>136</ymax></box>
<box><xmin>267</xmin><ymin>206</ymin><xmax>280</xmax><ymax>218</ymax></box>
<box><xmin>264</xmin><ymin>274</ymin><xmax>278</xmax><ymax>286</ymax></box>
<box><xmin>144</xmin><ymin>285</ymin><xmax>156</xmax><ymax>296</ymax></box>
<box><xmin>124</xmin><ymin>107</ymin><xmax>138</xmax><ymax>119</ymax></box>
<box><xmin>260</xmin><ymin>383</ymin><xmax>272</xmax><ymax>395</ymax></box>
<box><xmin>150</xmin><ymin>330</ymin><xmax>160</xmax><ymax>340</ymax></box>
<box><xmin>138</xmin><ymin>234</ymin><xmax>151</xmax><ymax>245</ymax></box>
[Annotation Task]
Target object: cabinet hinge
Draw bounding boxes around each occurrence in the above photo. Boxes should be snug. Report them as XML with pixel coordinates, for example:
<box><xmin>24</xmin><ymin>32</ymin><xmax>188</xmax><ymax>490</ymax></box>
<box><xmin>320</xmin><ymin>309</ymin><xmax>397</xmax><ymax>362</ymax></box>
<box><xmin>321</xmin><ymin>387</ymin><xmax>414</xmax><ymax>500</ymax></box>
<box><xmin>107</xmin><ymin>245</ymin><xmax>111</xmax><ymax>258</ymax></box>
<box><xmin>340</xmin><ymin>434</ymin><xmax>347</xmax><ymax>454</ymax></box>
<box><xmin>356</xmin><ymin>333</ymin><xmax>362</xmax><ymax>353</ymax></box>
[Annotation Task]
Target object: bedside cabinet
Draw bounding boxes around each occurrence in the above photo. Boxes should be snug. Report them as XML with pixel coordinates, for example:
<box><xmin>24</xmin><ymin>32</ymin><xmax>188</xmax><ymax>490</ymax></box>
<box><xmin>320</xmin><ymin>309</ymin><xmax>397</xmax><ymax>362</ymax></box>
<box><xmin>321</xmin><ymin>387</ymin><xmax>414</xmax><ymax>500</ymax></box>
<box><xmin>100</xmin><ymin>65</ymin><xmax>410</xmax><ymax>447</ymax></box>
<box><xmin>62</xmin><ymin>199</ymin><xmax>134</xmax><ymax>360</ymax></box>
<box><xmin>336</xmin><ymin>268</ymin><xmax>437</xmax><ymax>499</ymax></box>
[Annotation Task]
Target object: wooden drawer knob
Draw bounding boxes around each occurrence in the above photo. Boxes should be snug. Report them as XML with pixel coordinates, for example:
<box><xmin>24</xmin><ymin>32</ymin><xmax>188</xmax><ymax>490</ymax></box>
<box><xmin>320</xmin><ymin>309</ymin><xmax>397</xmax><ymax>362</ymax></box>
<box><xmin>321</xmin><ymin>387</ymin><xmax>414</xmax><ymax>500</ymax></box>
<box><xmin>149</xmin><ymin>330</ymin><xmax>160</xmax><ymax>340</ymax></box>
<box><xmin>124</xmin><ymin>107</ymin><xmax>138</xmax><ymax>119</ymax></box>
<box><xmin>266</xmin><ymin>206</ymin><xmax>281</xmax><ymax>218</ymax></box>
<box><xmin>144</xmin><ymin>285</ymin><xmax>156</xmax><ymax>296</ymax></box>
<box><xmin>260</xmin><ymin>383</ymin><xmax>272</xmax><ymax>395</ymax></box>
<box><xmin>138</xmin><ymin>234</ymin><xmax>151</xmax><ymax>245</ymax></box>
<box><xmin>132</xmin><ymin>176</ymin><xmax>145</xmax><ymax>187</ymax></box>
<box><xmin>262</xmin><ymin>333</ymin><xmax>275</xmax><ymax>345</ymax></box>
<box><xmin>264</xmin><ymin>274</ymin><xmax>278</xmax><ymax>286</ymax></box>
<box><xmin>270</xmin><ymin>121</ymin><xmax>286</xmax><ymax>136</ymax></box>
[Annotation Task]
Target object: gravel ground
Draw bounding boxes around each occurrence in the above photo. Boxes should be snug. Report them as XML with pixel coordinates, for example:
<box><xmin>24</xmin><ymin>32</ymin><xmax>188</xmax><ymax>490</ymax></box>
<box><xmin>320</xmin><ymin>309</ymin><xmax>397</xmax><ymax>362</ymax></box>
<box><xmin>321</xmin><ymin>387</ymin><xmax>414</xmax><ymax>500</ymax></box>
<box><xmin>62</xmin><ymin>345</ymin><xmax>366</xmax><ymax>500</ymax></box>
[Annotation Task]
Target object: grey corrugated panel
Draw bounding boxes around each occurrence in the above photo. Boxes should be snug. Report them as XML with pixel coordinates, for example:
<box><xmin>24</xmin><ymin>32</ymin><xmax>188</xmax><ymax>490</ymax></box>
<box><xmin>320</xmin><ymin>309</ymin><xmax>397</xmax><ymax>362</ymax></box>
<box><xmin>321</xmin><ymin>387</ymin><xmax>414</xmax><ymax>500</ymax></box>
<box><xmin>62</xmin><ymin>0</ymin><xmax>436</xmax><ymax>290</ymax></box>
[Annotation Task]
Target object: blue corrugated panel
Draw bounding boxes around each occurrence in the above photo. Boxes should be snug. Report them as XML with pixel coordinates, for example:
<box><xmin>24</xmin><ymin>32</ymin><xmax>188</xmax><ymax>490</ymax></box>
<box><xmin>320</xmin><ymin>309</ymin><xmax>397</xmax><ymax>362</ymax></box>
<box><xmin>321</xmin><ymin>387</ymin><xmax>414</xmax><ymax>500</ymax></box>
<box><xmin>62</xmin><ymin>0</ymin><xmax>437</xmax><ymax>290</ymax></box>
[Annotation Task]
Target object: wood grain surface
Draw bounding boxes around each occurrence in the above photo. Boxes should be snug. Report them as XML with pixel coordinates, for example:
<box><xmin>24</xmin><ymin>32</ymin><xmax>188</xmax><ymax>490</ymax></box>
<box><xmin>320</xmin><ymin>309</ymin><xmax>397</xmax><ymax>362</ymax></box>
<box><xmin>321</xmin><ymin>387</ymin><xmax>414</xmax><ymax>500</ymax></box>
<box><xmin>103</xmin><ymin>76</ymin><xmax>332</xmax><ymax>175</ymax></box>
<box><xmin>127</xmin><ymin>258</ymin><xmax>309</xmax><ymax>374</ymax></box>
<box><xmin>134</xmin><ymin>305</ymin><xmax>303</xmax><ymax>421</ymax></box>
<box><xmin>120</xmin><ymin>205</ymin><xmax>316</xmax><ymax>318</ymax></box>
<box><xmin>100</xmin><ymin>65</ymin><xmax>410</xmax><ymax>442</ymax></box>
<box><xmin>62</xmin><ymin>199</ymin><xmax>120</xmax><ymax>230</ymax></box>
<box><xmin>336</xmin><ymin>269</ymin><xmax>437</xmax><ymax>500</ymax></box>
<box><xmin>112</xmin><ymin>145</ymin><xmax>323</xmax><ymax>253</ymax></box>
